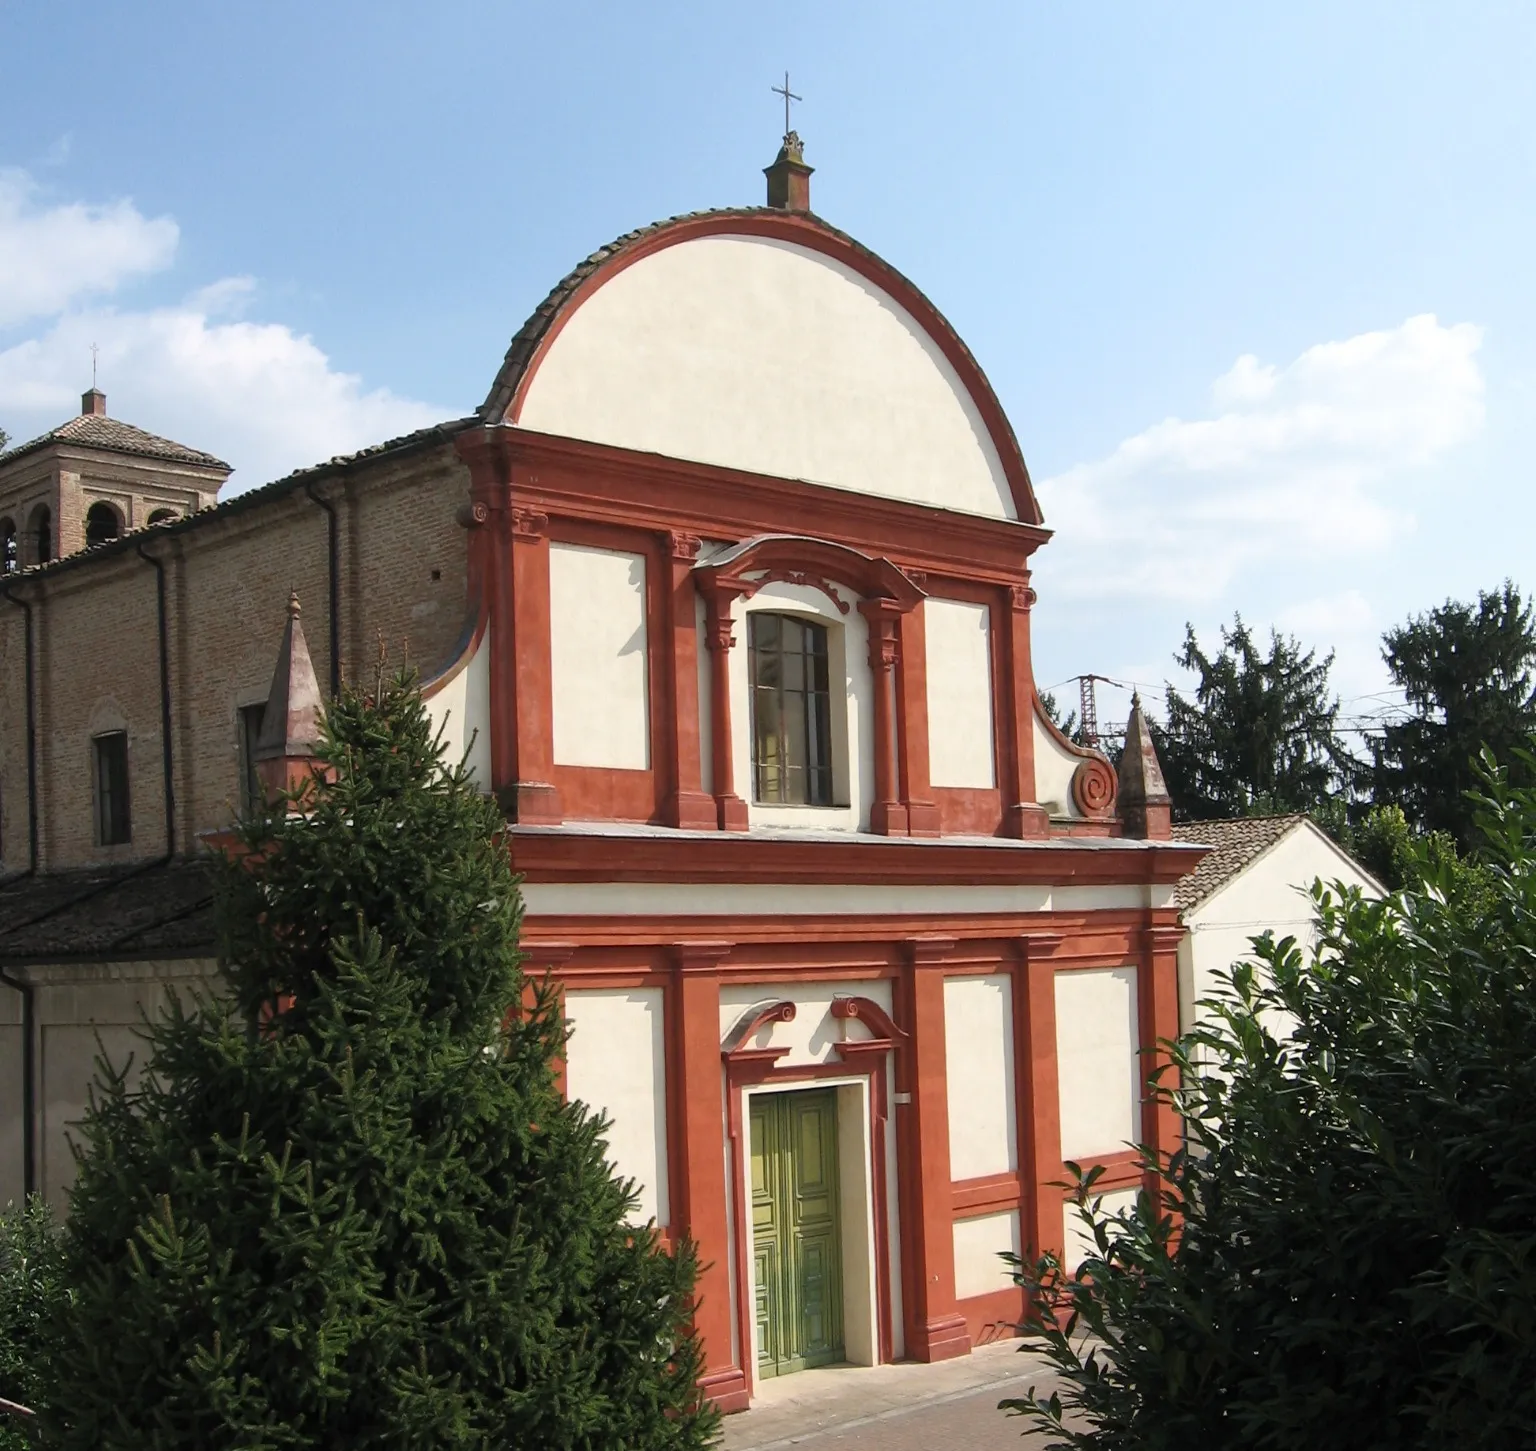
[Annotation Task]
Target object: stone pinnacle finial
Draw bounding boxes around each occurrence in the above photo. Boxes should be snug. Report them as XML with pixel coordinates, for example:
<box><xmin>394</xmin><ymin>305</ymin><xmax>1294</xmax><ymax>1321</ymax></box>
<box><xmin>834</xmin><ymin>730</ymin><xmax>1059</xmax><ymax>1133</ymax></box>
<box><xmin>254</xmin><ymin>591</ymin><xmax>325</xmax><ymax>800</ymax></box>
<box><xmin>1118</xmin><ymin>693</ymin><xmax>1172</xmax><ymax>840</ymax></box>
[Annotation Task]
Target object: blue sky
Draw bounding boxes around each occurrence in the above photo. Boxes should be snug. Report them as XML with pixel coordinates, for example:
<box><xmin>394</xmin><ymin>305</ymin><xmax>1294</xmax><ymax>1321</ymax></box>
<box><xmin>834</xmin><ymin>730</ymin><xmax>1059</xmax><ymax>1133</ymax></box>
<box><xmin>3</xmin><ymin>2</ymin><xmax>1533</xmax><ymax>736</ymax></box>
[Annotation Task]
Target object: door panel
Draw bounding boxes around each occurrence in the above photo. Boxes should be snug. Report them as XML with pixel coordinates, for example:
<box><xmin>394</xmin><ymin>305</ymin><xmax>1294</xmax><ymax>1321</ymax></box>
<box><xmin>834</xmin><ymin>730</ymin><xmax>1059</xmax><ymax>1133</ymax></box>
<box><xmin>750</xmin><ymin>1097</ymin><xmax>785</xmax><ymax>1377</ymax></box>
<box><xmin>752</xmin><ymin>1089</ymin><xmax>845</xmax><ymax>1378</ymax></box>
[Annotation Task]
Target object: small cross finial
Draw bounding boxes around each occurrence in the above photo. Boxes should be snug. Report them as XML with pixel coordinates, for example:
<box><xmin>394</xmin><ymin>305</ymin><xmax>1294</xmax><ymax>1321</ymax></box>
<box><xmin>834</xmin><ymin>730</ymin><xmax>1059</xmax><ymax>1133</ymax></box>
<box><xmin>288</xmin><ymin>590</ymin><xmax>301</xmax><ymax>619</ymax></box>
<box><xmin>90</xmin><ymin>342</ymin><xmax>99</xmax><ymax>389</ymax></box>
<box><xmin>771</xmin><ymin>70</ymin><xmax>801</xmax><ymax>139</ymax></box>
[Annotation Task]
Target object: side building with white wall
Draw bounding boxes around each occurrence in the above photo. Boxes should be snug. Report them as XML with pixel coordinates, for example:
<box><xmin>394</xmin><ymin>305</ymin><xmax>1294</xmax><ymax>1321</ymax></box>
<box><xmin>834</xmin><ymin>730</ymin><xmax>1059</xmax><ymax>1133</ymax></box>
<box><xmin>1171</xmin><ymin>815</ymin><xmax>1382</xmax><ymax>1040</ymax></box>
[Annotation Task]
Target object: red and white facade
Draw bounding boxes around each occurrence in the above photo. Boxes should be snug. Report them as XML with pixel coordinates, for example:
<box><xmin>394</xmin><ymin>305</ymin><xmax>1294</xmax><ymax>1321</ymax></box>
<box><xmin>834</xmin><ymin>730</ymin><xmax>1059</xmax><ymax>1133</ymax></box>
<box><xmin>419</xmin><ymin>188</ymin><xmax>1202</xmax><ymax>1411</ymax></box>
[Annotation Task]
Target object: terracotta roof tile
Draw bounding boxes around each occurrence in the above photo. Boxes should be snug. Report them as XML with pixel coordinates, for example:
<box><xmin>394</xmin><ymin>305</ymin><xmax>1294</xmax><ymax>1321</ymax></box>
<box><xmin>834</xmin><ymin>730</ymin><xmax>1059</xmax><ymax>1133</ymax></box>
<box><xmin>0</xmin><ymin>413</ymin><xmax>231</xmax><ymax>472</ymax></box>
<box><xmin>0</xmin><ymin>861</ymin><xmax>216</xmax><ymax>962</ymax></box>
<box><xmin>1169</xmin><ymin>815</ymin><xmax>1310</xmax><ymax>913</ymax></box>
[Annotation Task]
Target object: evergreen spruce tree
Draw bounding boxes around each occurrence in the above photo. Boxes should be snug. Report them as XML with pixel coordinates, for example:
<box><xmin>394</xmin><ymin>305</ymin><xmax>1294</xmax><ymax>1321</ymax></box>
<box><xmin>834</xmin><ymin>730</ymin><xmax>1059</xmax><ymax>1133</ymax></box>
<box><xmin>43</xmin><ymin>666</ymin><xmax>716</xmax><ymax>1450</ymax></box>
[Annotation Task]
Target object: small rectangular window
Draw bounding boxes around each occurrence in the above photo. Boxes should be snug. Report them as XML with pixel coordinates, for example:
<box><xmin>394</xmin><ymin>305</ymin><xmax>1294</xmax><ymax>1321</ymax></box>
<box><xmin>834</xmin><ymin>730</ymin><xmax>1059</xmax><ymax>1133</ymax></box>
<box><xmin>238</xmin><ymin>702</ymin><xmax>268</xmax><ymax>815</ymax></box>
<box><xmin>93</xmin><ymin>731</ymin><xmax>131</xmax><ymax>846</ymax></box>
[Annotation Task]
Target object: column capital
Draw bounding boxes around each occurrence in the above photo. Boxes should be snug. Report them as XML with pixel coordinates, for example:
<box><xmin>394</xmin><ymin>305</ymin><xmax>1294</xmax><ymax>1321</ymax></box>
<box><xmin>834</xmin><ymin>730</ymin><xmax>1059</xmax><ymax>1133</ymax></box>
<box><xmin>510</xmin><ymin>507</ymin><xmax>549</xmax><ymax>541</ymax></box>
<box><xmin>671</xmin><ymin>941</ymin><xmax>733</xmax><ymax>973</ymax></box>
<box><xmin>1145</xmin><ymin>924</ymin><xmax>1186</xmax><ymax>955</ymax></box>
<box><xmin>1018</xmin><ymin>931</ymin><xmax>1065</xmax><ymax>961</ymax></box>
<box><xmin>667</xmin><ymin>530</ymin><xmax>703</xmax><ymax>563</ymax></box>
<box><xmin>904</xmin><ymin>934</ymin><xmax>958</xmax><ymax>966</ymax></box>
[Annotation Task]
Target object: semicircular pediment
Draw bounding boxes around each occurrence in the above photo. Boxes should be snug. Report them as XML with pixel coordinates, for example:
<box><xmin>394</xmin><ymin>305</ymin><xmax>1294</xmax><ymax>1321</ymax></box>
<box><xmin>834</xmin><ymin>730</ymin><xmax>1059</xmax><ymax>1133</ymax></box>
<box><xmin>489</xmin><ymin>212</ymin><xmax>1037</xmax><ymax>524</ymax></box>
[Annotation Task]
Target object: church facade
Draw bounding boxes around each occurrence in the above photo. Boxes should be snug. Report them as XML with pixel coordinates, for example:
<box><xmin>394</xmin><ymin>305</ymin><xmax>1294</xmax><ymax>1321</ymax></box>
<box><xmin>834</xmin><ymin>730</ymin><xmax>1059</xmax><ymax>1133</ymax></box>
<box><xmin>0</xmin><ymin>138</ymin><xmax>1201</xmax><ymax>1410</ymax></box>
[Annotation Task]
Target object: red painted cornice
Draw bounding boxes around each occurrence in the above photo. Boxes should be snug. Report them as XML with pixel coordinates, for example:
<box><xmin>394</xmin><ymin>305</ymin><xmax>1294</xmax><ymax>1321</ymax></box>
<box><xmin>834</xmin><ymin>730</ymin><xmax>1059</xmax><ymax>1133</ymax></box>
<box><xmin>460</xmin><ymin>424</ymin><xmax>1050</xmax><ymax>586</ymax></box>
<box><xmin>506</xmin><ymin>826</ymin><xmax>1204</xmax><ymax>888</ymax></box>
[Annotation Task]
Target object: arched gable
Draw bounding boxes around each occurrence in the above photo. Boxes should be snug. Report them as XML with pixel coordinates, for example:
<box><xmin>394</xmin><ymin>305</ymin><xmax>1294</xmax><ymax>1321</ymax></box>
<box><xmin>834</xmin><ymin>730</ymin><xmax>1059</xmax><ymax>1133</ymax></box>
<box><xmin>483</xmin><ymin>211</ymin><xmax>1039</xmax><ymax>525</ymax></box>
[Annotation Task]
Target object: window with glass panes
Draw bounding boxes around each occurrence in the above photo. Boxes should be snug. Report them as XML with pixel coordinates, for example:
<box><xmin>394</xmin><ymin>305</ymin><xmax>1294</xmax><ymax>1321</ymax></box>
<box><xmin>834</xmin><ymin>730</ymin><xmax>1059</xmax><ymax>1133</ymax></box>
<box><xmin>749</xmin><ymin>613</ymin><xmax>834</xmax><ymax>806</ymax></box>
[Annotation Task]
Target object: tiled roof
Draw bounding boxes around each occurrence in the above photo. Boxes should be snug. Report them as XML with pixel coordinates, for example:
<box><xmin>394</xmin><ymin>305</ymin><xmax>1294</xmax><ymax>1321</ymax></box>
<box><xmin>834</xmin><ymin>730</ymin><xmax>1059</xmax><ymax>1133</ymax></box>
<box><xmin>0</xmin><ymin>416</ymin><xmax>479</xmax><ymax>585</ymax></box>
<box><xmin>0</xmin><ymin>861</ymin><xmax>217</xmax><ymax>962</ymax></box>
<box><xmin>0</xmin><ymin>413</ymin><xmax>231</xmax><ymax>472</ymax></box>
<box><xmin>481</xmin><ymin>210</ymin><xmax>775</xmax><ymax>421</ymax></box>
<box><xmin>1169</xmin><ymin>815</ymin><xmax>1310</xmax><ymax>912</ymax></box>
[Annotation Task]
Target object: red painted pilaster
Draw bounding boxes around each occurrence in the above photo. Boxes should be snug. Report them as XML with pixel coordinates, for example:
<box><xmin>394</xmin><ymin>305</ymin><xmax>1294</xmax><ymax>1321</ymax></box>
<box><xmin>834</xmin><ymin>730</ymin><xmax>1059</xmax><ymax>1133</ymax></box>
<box><xmin>896</xmin><ymin>596</ymin><xmax>940</xmax><ymax>837</ymax></box>
<box><xmin>896</xmin><ymin>935</ymin><xmax>969</xmax><ymax>1361</ymax></box>
<box><xmin>503</xmin><ymin>507</ymin><xmax>562</xmax><ymax>824</ymax></box>
<box><xmin>455</xmin><ymin>429</ymin><xmax>561</xmax><ymax>823</ymax></box>
<box><xmin>669</xmin><ymin>943</ymin><xmax>744</xmax><ymax>1410</ymax></box>
<box><xmin>702</xmin><ymin>590</ymin><xmax>749</xmax><ymax>831</ymax></box>
<box><xmin>1018</xmin><ymin>933</ymin><xmax>1065</xmax><ymax>1266</ymax></box>
<box><xmin>662</xmin><ymin>532</ymin><xmax>716</xmax><ymax>829</ymax></box>
<box><xmin>1140</xmin><ymin>924</ymin><xmax>1185</xmax><ymax>1178</ymax></box>
<box><xmin>1001</xmin><ymin>579</ymin><xmax>1049</xmax><ymax>840</ymax></box>
<box><xmin>860</xmin><ymin>598</ymin><xmax>909</xmax><ymax>837</ymax></box>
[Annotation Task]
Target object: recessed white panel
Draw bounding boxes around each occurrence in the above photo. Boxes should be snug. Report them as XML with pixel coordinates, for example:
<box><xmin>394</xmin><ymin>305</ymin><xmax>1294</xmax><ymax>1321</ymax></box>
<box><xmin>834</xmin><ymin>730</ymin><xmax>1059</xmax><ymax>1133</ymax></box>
<box><xmin>925</xmin><ymin>599</ymin><xmax>996</xmax><ymax>788</ymax></box>
<box><xmin>550</xmin><ymin>543</ymin><xmax>649</xmax><ymax>769</ymax></box>
<box><xmin>953</xmin><ymin>1209</ymin><xmax>1022</xmax><ymax>1299</ymax></box>
<box><xmin>1055</xmin><ymin>967</ymin><xmax>1141</xmax><ymax>1160</ymax></box>
<box><xmin>944</xmin><ymin>974</ymin><xmax>1017</xmax><ymax>1179</ymax></box>
<box><xmin>564</xmin><ymin>988</ymin><xmax>669</xmax><ymax>1225</ymax></box>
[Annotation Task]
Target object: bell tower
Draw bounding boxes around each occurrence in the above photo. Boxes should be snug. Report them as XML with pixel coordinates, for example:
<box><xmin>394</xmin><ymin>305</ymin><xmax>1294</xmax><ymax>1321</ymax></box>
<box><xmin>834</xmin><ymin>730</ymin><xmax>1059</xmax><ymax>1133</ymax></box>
<box><xmin>0</xmin><ymin>389</ymin><xmax>230</xmax><ymax>571</ymax></box>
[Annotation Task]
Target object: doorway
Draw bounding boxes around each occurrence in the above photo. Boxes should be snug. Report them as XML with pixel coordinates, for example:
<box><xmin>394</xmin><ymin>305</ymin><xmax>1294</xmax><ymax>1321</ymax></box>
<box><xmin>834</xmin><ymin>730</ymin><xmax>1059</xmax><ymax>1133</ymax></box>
<box><xmin>750</xmin><ymin>1087</ymin><xmax>845</xmax><ymax>1378</ymax></box>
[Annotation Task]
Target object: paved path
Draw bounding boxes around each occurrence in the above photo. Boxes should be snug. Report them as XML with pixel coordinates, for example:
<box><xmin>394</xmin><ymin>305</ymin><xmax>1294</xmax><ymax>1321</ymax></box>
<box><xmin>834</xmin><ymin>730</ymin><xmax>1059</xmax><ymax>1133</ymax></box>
<box><xmin>719</xmin><ymin>1339</ymin><xmax>1072</xmax><ymax>1449</ymax></box>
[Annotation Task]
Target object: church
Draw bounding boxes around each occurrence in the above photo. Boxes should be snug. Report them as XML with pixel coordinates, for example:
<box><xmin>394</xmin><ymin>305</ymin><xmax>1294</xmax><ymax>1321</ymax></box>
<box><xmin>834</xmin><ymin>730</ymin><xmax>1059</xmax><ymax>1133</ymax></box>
<box><xmin>0</xmin><ymin>132</ymin><xmax>1203</xmax><ymax>1411</ymax></box>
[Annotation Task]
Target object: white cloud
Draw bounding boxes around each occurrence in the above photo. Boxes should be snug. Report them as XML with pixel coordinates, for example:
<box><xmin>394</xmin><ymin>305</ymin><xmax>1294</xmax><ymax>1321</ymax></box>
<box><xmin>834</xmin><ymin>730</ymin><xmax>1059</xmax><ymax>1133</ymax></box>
<box><xmin>1034</xmin><ymin>315</ymin><xmax>1485</xmax><ymax>604</ymax></box>
<box><xmin>0</xmin><ymin>169</ymin><xmax>450</xmax><ymax>489</ymax></box>
<box><xmin>0</xmin><ymin>169</ymin><xmax>177</xmax><ymax>327</ymax></box>
<box><xmin>0</xmin><ymin>295</ymin><xmax>450</xmax><ymax>490</ymax></box>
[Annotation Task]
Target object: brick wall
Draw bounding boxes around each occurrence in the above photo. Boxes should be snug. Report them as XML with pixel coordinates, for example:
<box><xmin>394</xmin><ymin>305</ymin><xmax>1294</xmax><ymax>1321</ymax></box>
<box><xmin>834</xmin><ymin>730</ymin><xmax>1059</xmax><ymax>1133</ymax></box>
<box><xmin>0</xmin><ymin>436</ymin><xmax>473</xmax><ymax>871</ymax></box>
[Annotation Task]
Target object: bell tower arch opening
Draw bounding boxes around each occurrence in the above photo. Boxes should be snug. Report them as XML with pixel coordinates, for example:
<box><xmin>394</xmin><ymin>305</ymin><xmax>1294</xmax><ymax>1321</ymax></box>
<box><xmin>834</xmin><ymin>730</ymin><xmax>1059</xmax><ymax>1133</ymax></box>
<box><xmin>85</xmin><ymin>500</ymin><xmax>124</xmax><ymax>548</ymax></box>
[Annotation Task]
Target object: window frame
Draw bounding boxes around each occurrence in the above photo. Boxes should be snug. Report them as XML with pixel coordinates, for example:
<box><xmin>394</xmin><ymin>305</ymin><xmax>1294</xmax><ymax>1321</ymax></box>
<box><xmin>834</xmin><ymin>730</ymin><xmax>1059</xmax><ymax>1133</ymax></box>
<box><xmin>747</xmin><ymin>611</ymin><xmax>836</xmax><ymax>808</ymax></box>
<box><xmin>92</xmin><ymin>730</ymin><xmax>132</xmax><ymax>847</ymax></box>
<box><xmin>238</xmin><ymin>702</ymin><xmax>269</xmax><ymax>816</ymax></box>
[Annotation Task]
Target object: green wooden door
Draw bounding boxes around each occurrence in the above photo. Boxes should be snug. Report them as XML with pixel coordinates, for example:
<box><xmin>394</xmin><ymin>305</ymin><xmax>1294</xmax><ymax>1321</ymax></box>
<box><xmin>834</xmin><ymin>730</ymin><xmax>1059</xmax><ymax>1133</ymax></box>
<box><xmin>750</xmin><ymin>1088</ymin><xmax>844</xmax><ymax>1378</ymax></box>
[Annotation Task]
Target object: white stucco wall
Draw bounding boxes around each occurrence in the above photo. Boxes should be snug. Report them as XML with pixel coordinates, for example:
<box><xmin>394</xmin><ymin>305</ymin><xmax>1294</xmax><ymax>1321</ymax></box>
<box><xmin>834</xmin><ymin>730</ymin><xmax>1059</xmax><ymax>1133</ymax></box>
<box><xmin>953</xmin><ymin>1208</ymin><xmax>1022</xmax><ymax>1298</ymax></box>
<box><xmin>1062</xmin><ymin>1186</ymin><xmax>1139</xmax><ymax>1271</ymax></box>
<box><xmin>943</xmin><ymin>974</ymin><xmax>1016</xmax><ymax>1180</ymax></box>
<box><xmin>924</xmin><ymin>599</ymin><xmax>996</xmax><ymax>789</ymax></box>
<box><xmin>516</xmin><ymin>234</ymin><xmax>1016</xmax><ymax>520</ymax></box>
<box><xmin>1032</xmin><ymin>703</ymin><xmax>1086</xmax><ymax>818</ymax></box>
<box><xmin>0</xmin><ymin>959</ymin><xmax>220</xmax><ymax>1212</ymax></box>
<box><xmin>728</xmin><ymin>579</ymin><xmax>873</xmax><ymax>831</ymax></box>
<box><xmin>422</xmin><ymin>630</ymin><xmax>491</xmax><ymax>786</ymax></box>
<box><xmin>549</xmin><ymin>543</ymin><xmax>650</xmax><ymax>770</ymax></box>
<box><xmin>1055</xmin><ymin>967</ymin><xmax>1141</xmax><ymax>1160</ymax></box>
<box><xmin>1179</xmin><ymin>821</ymin><xmax>1381</xmax><ymax>1041</ymax></box>
<box><xmin>563</xmin><ymin>988</ymin><xmax>670</xmax><ymax>1226</ymax></box>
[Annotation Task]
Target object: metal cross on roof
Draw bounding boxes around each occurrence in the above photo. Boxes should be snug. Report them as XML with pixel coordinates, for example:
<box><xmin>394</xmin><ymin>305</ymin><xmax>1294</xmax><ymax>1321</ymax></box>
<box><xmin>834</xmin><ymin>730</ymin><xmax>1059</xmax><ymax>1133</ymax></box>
<box><xmin>90</xmin><ymin>342</ymin><xmax>99</xmax><ymax>388</ymax></box>
<box><xmin>772</xmin><ymin>71</ymin><xmax>802</xmax><ymax>137</ymax></box>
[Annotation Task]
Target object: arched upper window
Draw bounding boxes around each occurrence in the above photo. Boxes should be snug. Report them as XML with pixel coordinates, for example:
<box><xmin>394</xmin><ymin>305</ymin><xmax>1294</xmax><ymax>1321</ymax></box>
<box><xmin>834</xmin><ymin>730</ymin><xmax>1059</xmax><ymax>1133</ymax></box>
<box><xmin>0</xmin><ymin>517</ymin><xmax>15</xmax><ymax>574</ymax></box>
<box><xmin>85</xmin><ymin>501</ymin><xmax>123</xmax><ymax>548</ymax></box>
<box><xmin>29</xmin><ymin>504</ymin><xmax>52</xmax><ymax>566</ymax></box>
<box><xmin>748</xmin><ymin>612</ymin><xmax>834</xmax><ymax>806</ymax></box>
<box><xmin>147</xmin><ymin>507</ymin><xmax>178</xmax><ymax>526</ymax></box>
